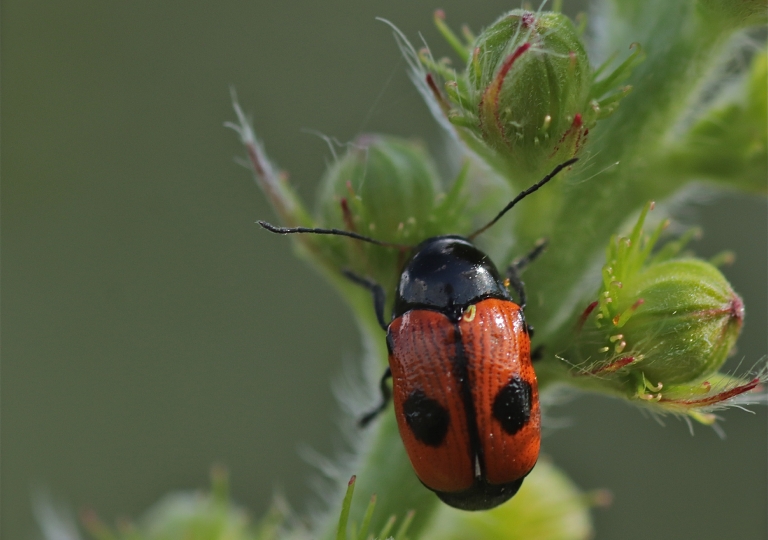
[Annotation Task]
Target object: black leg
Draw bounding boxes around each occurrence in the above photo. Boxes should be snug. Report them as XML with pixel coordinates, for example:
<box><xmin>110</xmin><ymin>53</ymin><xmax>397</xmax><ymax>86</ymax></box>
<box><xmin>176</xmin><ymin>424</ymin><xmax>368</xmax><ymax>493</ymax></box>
<box><xmin>359</xmin><ymin>367</ymin><xmax>392</xmax><ymax>427</ymax></box>
<box><xmin>506</xmin><ymin>239</ymin><xmax>548</xmax><ymax>308</ymax></box>
<box><xmin>531</xmin><ymin>345</ymin><xmax>545</xmax><ymax>362</ymax></box>
<box><xmin>342</xmin><ymin>271</ymin><xmax>392</xmax><ymax>426</ymax></box>
<box><xmin>342</xmin><ymin>270</ymin><xmax>388</xmax><ymax>331</ymax></box>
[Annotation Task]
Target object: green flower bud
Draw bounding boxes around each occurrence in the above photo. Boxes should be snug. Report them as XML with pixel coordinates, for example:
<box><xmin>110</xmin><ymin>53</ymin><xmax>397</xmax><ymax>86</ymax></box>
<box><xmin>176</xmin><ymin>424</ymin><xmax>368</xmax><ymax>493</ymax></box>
<box><xmin>567</xmin><ymin>203</ymin><xmax>760</xmax><ymax>422</ymax></box>
<box><xmin>422</xmin><ymin>9</ymin><xmax>641</xmax><ymax>183</ymax></box>
<box><xmin>594</xmin><ymin>257</ymin><xmax>743</xmax><ymax>384</ymax></box>
<box><xmin>315</xmin><ymin>135</ymin><xmax>467</xmax><ymax>292</ymax></box>
<box><xmin>468</xmin><ymin>11</ymin><xmax>591</xmax><ymax>176</ymax></box>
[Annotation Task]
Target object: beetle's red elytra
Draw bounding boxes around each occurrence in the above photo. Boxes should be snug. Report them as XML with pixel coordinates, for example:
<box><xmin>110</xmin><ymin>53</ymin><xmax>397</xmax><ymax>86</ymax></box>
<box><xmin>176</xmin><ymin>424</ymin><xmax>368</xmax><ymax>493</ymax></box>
<box><xmin>259</xmin><ymin>158</ymin><xmax>576</xmax><ymax>510</ymax></box>
<box><xmin>389</xmin><ymin>298</ymin><xmax>539</xmax><ymax>508</ymax></box>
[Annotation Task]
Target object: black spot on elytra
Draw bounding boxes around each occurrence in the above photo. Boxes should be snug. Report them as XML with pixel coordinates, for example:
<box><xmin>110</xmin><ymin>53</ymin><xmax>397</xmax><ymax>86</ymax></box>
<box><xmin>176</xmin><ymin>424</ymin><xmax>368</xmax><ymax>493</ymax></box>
<box><xmin>403</xmin><ymin>389</ymin><xmax>449</xmax><ymax>447</ymax></box>
<box><xmin>492</xmin><ymin>376</ymin><xmax>532</xmax><ymax>435</ymax></box>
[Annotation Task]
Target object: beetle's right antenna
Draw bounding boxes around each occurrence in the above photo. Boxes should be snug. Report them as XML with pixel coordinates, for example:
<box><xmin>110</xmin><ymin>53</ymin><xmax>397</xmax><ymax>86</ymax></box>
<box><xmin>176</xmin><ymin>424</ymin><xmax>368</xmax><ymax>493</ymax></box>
<box><xmin>258</xmin><ymin>221</ymin><xmax>411</xmax><ymax>250</ymax></box>
<box><xmin>467</xmin><ymin>158</ymin><xmax>578</xmax><ymax>240</ymax></box>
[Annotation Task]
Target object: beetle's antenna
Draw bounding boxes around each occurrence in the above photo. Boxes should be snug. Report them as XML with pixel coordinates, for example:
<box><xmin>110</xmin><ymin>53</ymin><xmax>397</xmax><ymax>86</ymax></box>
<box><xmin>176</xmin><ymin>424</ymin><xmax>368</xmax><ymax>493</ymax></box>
<box><xmin>258</xmin><ymin>221</ymin><xmax>411</xmax><ymax>250</ymax></box>
<box><xmin>467</xmin><ymin>158</ymin><xmax>578</xmax><ymax>240</ymax></box>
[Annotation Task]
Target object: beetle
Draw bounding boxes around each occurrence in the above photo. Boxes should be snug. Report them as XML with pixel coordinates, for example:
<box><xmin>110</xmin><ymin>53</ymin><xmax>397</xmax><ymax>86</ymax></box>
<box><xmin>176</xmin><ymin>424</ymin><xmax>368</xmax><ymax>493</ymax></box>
<box><xmin>259</xmin><ymin>158</ymin><xmax>577</xmax><ymax>510</ymax></box>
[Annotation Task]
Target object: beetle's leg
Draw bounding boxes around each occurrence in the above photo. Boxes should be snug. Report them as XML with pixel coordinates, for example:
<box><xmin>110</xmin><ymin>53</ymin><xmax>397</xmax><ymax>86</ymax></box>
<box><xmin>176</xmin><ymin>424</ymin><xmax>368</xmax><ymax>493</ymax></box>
<box><xmin>359</xmin><ymin>367</ymin><xmax>392</xmax><ymax>427</ymax></box>
<box><xmin>342</xmin><ymin>270</ymin><xmax>388</xmax><ymax>331</ymax></box>
<box><xmin>342</xmin><ymin>271</ymin><xmax>391</xmax><ymax>426</ymax></box>
<box><xmin>531</xmin><ymin>345</ymin><xmax>545</xmax><ymax>362</ymax></box>
<box><xmin>506</xmin><ymin>239</ymin><xmax>548</xmax><ymax>309</ymax></box>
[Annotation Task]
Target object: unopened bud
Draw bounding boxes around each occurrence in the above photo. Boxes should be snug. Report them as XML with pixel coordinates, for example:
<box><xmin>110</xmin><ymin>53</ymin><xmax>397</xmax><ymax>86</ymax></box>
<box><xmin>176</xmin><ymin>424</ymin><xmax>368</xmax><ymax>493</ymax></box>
<box><xmin>424</xmin><ymin>9</ymin><xmax>641</xmax><ymax>182</ymax></box>
<box><xmin>568</xmin><ymin>203</ymin><xmax>760</xmax><ymax>421</ymax></box>
<box><xmin>469</xmin><ymin>11</ymin><xmax>590</xmax><ymax>176</ymax></box>
<box><xmin>601</xmin><ymin>258</ymin><xmax>743</xmax><ymax>384</ymax></box>
<box><xmin>316</xmin><ymin>135</ymin><xmax>465</xmax><ymax>290</ymax></box>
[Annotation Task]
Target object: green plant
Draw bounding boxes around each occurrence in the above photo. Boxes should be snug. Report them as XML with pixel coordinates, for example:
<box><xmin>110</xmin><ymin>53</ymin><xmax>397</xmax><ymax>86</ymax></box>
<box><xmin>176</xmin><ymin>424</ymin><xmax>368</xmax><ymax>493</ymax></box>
<box><xmin>43</xmin><ymin>1</ymin><xmax>765</xmax><ymax>539</ymax></box>
<box><xmin>225</xmin><ymin>2</ymin><xmax>766</xmax><ymax>537</ymax></box>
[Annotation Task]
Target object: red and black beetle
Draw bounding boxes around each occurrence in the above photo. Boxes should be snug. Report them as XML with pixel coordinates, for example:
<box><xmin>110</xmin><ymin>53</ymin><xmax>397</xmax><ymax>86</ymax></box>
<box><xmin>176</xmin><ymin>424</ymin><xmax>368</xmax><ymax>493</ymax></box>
<box><xmin>260</xmin><ymin>158</ymin><xmax>577</xmax><ymax>510</ymax></box>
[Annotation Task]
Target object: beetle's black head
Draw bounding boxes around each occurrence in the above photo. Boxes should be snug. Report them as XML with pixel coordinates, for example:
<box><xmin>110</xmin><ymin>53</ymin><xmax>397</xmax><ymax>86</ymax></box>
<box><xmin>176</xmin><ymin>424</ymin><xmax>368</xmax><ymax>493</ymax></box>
<box><xmin>393</xmin><ymin>236</ymin><xmax>509</xmax><ymax>320</ymax></box>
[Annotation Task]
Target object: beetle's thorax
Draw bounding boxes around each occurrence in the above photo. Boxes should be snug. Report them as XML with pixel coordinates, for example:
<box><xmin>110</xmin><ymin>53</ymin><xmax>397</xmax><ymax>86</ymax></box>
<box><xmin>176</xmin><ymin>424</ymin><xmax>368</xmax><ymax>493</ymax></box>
<box><xmin>393</xmin><ymin>236</ymin><xmax>510</xmax><ymax>321</ymax></box>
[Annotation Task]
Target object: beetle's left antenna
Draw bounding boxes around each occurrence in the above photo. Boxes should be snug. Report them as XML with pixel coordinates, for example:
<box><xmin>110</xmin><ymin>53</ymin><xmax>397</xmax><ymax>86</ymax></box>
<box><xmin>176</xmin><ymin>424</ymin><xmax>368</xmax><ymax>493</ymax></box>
<box><xmin>467</xmin><ymin>158</ymin><xmax>578</xmax><ymax>240</ymax></box>
<box><xmin>258</xmin><ymin>221</ymin><xmax>410</xmax><ymax>250</ymax></box>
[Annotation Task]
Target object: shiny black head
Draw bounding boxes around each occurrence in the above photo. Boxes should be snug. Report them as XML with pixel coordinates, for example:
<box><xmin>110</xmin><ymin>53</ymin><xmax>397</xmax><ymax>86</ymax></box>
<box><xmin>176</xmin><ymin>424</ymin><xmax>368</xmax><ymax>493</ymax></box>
<box><xmin>393</xmin><ymin>236</ymin><xmax>509</xmax><ymax>320</ymax></box>
<box><xmin>260</xmin><ymin>160</ymin><xmax>578</xmax><ymax>321</ymax></box>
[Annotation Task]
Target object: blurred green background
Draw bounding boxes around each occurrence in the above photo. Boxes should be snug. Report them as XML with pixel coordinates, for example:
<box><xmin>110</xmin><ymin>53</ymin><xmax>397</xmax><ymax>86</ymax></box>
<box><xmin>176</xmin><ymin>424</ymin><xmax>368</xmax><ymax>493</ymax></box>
<box><xmin>2</xmin><ymin>1</ymin><xmax>766</xmax><ymax>539</ymax></box>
